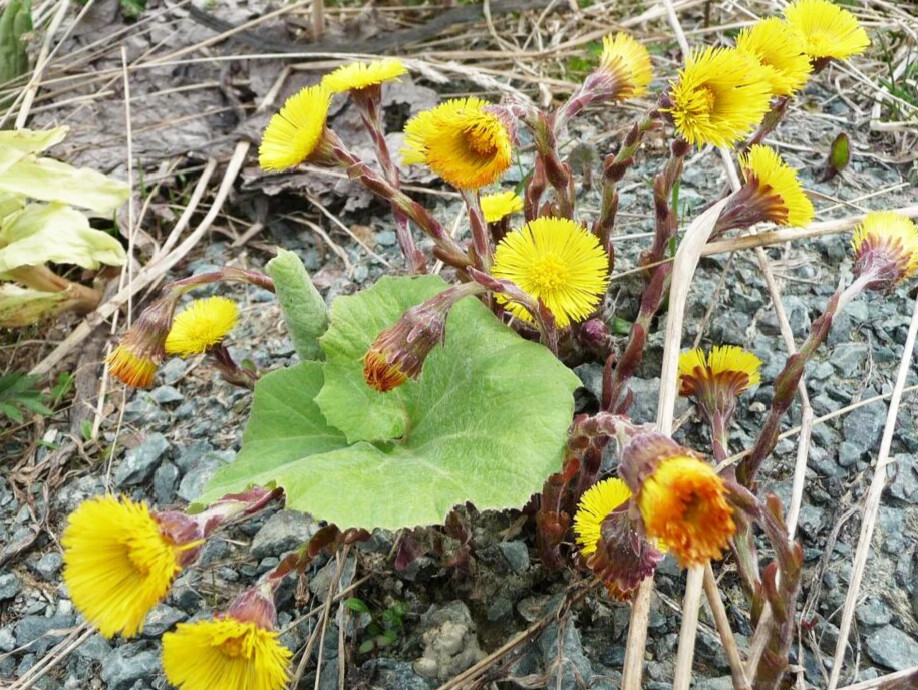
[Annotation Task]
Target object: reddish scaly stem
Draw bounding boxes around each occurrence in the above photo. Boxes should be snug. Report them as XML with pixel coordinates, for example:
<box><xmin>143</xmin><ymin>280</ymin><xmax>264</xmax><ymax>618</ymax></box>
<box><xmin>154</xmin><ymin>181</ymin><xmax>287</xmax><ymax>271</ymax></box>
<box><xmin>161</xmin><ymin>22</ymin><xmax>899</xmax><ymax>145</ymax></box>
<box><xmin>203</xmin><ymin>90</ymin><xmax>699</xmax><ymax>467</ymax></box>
<box><xmin>461</xmin><ymin>189</ymin><xmax>492</xmax><ymax>272</ymax></box>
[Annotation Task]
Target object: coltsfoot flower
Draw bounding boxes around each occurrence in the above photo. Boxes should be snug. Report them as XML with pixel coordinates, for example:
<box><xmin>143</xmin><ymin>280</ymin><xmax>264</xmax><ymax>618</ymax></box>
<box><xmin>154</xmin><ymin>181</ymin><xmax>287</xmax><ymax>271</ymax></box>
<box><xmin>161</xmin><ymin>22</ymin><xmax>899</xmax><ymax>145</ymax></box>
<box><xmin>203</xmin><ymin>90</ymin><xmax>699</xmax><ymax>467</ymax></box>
<box><xmin>481</xmin><ymin>190</ymin><xmax>524</xmax><ymax>223</ymax></box>
<box><xmin>595</xmin><ymin>32</ymin><xmax>654</xmax><ymax>100</ymax></box>
<box><xmin>322</xmin><ymin>58</ymin><xmax>406</xmax><ymax>94</ymax></box>
<box><xmin>401</xmin><ymin>97</ymin><xmax>513</xmax><ymax>189</ymax></box>
<box><xmin>165</xmin><ymin>296</ymin><xmax>239</xmax><ymax>357</ymax></box>
<box><xmin>258</xmin><ymin>84</ymin><xmax>333</xmax><ymax>171</ymax></box>
<box><xmin>678</xmin><ymin>345</ymin><xmax>762</xmax><ymax>399</ymax></box>
<box><xmin>107</xmin><ymin>345</ymin><xmax>159</xmax><ymax>389</ymax></box>
<box><xmin>666</xmin><ymin>47</ymin><xmax>772</xmax><ymax>148</ymax></box>
<box><xmin>735</xmin><ymin>18</ymin><xmax>813</xmax><ymax>96</ymax></box>
<box><xmin>851</xmin><ymin>211</ymin><xmax>918</xmax><ymax>290</ymax></box>
<box><xmin>106</xmin><ymin>296</ymin><xmax>178</xmax><ymax>388</ymax></box>
<box><xmin>62</xmin><ymin>495</ymin><xmax>198</xmax><ymax>638</ymax></box>
<box><xmin>785</xmin><ymin>0</ymin><xmax>870</xmax><ymax>62</ymax></box>
<box><xmin>491</xmin><ymin>217</ymin><xmax>610</xmax><ymax>328</ymax></box>
<box><xmin>162</xmin><ymin>586</ymin><xmax>291</xmax><ymax>690</ymax></box>
<box><xmin>573</xmin><ymin>477</ymin><xmax>632</xmax><ymax>556</ymax></box>
<box><xmin>717</xmin><ymin>145</ymin><xmax>814</xmax><ymax>233</ymax></box>
<box><xmin>620</xmin><ymin>435</ymin><xmax>735</xmax><ymax>567</ymax></box>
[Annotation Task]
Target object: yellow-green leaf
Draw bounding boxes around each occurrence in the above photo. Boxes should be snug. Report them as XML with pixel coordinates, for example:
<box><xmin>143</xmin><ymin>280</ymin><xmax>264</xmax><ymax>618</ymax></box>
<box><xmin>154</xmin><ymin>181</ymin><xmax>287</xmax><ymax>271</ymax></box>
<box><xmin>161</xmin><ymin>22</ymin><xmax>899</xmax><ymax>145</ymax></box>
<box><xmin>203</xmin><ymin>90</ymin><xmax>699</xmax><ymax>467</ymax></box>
<box><xmin>0</xmin><ymin>155</ymin><xmax>128</xmax><ymax>215</ymax></box>
<box><xmin>0</xmin><ymin>283</ymin><xmax>69</xmax><ymax>326</ymax></box>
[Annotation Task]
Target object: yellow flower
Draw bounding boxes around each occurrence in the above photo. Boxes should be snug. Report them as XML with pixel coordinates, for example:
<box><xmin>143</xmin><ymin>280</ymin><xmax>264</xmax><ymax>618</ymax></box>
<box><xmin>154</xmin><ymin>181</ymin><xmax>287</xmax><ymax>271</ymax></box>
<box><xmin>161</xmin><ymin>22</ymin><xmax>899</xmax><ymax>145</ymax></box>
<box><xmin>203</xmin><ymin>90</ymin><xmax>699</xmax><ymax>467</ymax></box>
<box><xmin>163</xmin><ymin>617</ymin><xmax>292</xmax><ymax>690</ymax></box>
<box><xmin>736</xmin><ymin>18</ymin><xmax>813</xmax><ymax>96</ymax></box>
<box><xmin>258</xmin><ymin>84</ymin><xmax>332</xmax><ymax>172</ymax></box>
<box><xmin>106</xmin><ymin>345</ymin><xmax>159</xmax><ymax>389</ymax></box>
<box><xmin>739</xmin><ymin>144</ymin><xmax>814</xmax><ymax>227</ymax></box>
<box><xmin>637</xmin><ymin>455</ymin><xmax>735</xmax><ymax>567</ymax></box>
<box><xmin>165</xmin><ymin>296</ymin><xmax>239</xmax><ymax>357</ymax></box>
<box><xmin>573</xmin><ymin>478</ymin><xmax>632</xmax><ymax>556</ymax></box>
<box><xmin>666</xmin><ymin>46</ymin><xmax>772</xmax><ymax>148</ymax></box>
<box><xmin>598</xmin><ymin>32</ymin><xmax>654</xmax><ymax>99</ymax></box>
<box><xmin>401</xmin><ymin>97</ymin><xmax>513</xmax><ymax>189</ymax></box>
<box><xmin>363</xmin><ymin>348</ymin><xmax>409</xmax><ymax>393</ymax></box>
<box><xmin>481</xmin><ymin>191</ymin><xmax>524</xmax><ymax>223</ymax></box>
<box><xmin>785</xmin><ymin>0</ymin><xmax>870</xmax><ymax>61</ymax></box>
<box><xmin>678</xmin><ymin>345</ymin><xmax>762</xmax><ymax>398</ymax></box>
<box><xmin>62</xmin><ymin>495</ymin><xmax>186</xmax><ymax>638</ymax></box>
<box><xmin>322</xmin><ymin>58</ymin><xmax>407</xmax><ymax>94</ymax></box>
<box><xmin>491</xmin><ymin>217</ymin><xmax>610</xmax><ymax>328</ymax></box>
<box><xmin>851</xmin><ymin>211</ymin><xmax>918</xmax><ymax>288</ymax></box>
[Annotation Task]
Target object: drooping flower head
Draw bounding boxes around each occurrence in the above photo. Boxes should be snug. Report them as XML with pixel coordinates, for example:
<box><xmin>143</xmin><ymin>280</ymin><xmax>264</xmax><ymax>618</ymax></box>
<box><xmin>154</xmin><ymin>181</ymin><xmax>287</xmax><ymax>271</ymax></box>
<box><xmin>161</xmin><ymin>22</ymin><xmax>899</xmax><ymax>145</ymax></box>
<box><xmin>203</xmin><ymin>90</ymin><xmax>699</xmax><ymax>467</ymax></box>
<box><xmin>481</xmin><ymin>190</ymin><xmax>524</xmax><ymax>224</ymax></box>
<box><xmin>785</xmin><ymin>0</ymin><xmax>870</xmax><ymax>63</ymax></box>
<box><xmin>594</xmin><ymin>32</ymin><xmax>654</xmax><ymax>100</ymax></box>
<box><xmin>401</xmin><ymin>97</ymin><xmax>513</xmax><ymax>189</ymax></box>
<box><xmin>363</xmin><ymin>282</ymin><xmax>483</xmax><ymax>392</ymax></box>
<box><xmin>62</xmin><ymin>495</ymin><xmax>201</xmax><ymax>638</ymax></box>
<box><xmin>620</xmin><ymin>434</ymin><xmax>735</xmax><ymax>568</ymax></box>
<box><xmin>736</xmin><ymin>18</ymin><xmax>813</xmax><ymax>96</ymax></box>
<box><xmin>259</xmin><ymin>83</ymin><xmax>334</xmax><ymax>172</ymax></box>
<box><xmin>322</xmin><ymin>58</ymin><xmax>407</xmax><ymax>94</ymax></box>
<box><xmin>665</xmin><ymin>47</ymin><xmax>772</xmax><ymax>148</ymax></box>
<box><xmin>162</xmin><ymin>585</ymin><xmax>291</xmax><ymax>690</ymax></box>
<box><xmin>574</xmin><ymin>477</ymin><xmax>662</xmax><ymax>600</ymax></box>
<box><xmin>678</xmin><ymin>345</ymin><xmax>762</xmax><ymax>425</ymax></box>
<box><xmin>106</xmin><ymin>296</ymin><xmax>179</xmax><ymax>388</ymax></box>
<box><xmin>716</xmin><ymin>145</ymin><xmax>814</xmax><ymax>234</ymax></box>
<box><xmin>851</xmin><ymin>211</ymin><xmax>918</xmax><ymax>291</ymax></box>
<box><xmin>165</xmin><ymin>296</ymin><xmax>239</xmax><ymax>358</ymax></box>
<box><xmin>491</xmin><ymin>217</ymin><xmax>610</xmax><ymax>328</ymax></box>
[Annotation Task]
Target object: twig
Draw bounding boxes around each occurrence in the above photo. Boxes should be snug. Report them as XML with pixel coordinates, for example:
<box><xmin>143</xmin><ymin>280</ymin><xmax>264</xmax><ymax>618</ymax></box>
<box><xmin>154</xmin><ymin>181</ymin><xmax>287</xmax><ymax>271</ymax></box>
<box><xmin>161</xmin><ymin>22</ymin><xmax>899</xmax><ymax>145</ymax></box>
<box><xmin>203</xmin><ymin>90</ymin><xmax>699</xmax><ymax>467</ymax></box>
<box><xmin>826</xmin><ymin>294</ymin><xmax>918</xmax><ymax>689</ymax></box>
<box><xmin>703</xmin><ymin>564</ymin><xmax>750</xmax><ymax>690</ymax></box>
<box><xmin>836</xmin><ymin>667</ymin><xmax>918</xmax><ymax>690</ymax></box>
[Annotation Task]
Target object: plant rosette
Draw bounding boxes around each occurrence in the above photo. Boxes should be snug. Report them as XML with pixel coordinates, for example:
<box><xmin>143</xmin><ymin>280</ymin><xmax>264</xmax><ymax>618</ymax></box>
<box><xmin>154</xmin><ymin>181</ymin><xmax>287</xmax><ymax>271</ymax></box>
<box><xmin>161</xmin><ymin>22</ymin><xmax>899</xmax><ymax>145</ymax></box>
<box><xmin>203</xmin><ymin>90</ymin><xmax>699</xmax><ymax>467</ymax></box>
<box><xmin>199</xmin><ymin>255</ymin><xmax>580</xmax><ymax>530</ymax></box>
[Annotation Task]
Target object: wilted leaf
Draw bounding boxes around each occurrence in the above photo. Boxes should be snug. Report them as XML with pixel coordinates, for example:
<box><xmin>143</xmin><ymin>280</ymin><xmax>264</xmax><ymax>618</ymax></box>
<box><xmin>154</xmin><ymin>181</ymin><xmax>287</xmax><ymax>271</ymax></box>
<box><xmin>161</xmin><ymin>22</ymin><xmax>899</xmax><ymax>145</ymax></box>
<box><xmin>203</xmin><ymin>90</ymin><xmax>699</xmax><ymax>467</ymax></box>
<box><xmin>266</xmin><ymin>248</ymin><xmax>328</xmax><ymax>361</ymax></box>
<box><xmin>0</xmin><ymin>202</ymin><xmax>126</xmax><ymax>273</ymax></box>
<box><xmin>0</xmin><ymin>155</ymin><xmax>129</xmax><ymax>215</ymax></box>
<box><xmin>0</xmin><ymin>283</ymin><xmax>69</xmax><ymax>326</ymax></box>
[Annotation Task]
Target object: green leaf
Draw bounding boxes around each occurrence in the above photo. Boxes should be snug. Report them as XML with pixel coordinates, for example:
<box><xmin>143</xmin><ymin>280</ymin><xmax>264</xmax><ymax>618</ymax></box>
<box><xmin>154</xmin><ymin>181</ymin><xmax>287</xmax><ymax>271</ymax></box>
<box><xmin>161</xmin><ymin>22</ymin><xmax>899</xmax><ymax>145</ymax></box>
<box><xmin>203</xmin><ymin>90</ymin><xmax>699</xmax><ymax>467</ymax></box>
<box><xmin>0</xmin><ymin>202</ymin><xmax>126</xmax><ymax>273</ymax></box>
<box><xmin>0</xmin><ymin>284</ymin><xmax>69</xmax><ymax>326</ymax></box>
<box><xmin>0</xmin><ymin>156</ymin><xmax>129</xmax><ymax>215</ymax></box>
<box><xmin>0</xmin><ymin>127</ymin><xmax>67</xmax><ymax>176</ymax></box>
<box><xmin>266</xmin><ymin>248</ymin><xmax>328</xmax><ymax>361</ymax></box>
<box><xmin>198</xmin><ymin>361</ymin><xmax>349</xmax><ymax>502</ymax></box>
<box><xmin>345</xmin><ymin>598</ymin><xmax>370</xmax><ymax>614</ymax></box>
<box><xmin>0</xmin><ymin>370</ymin><xmax>50</xmax><ymax>421</ymax></box>
<box><xmin>0</xmin><ymin>0</ymin><xmax>32</xmax><ymax>109</ymax></box>
<box><xmin>204</xmin><ymin>275</ymin><xmax>580</xmax><ymax>530</ymax></box>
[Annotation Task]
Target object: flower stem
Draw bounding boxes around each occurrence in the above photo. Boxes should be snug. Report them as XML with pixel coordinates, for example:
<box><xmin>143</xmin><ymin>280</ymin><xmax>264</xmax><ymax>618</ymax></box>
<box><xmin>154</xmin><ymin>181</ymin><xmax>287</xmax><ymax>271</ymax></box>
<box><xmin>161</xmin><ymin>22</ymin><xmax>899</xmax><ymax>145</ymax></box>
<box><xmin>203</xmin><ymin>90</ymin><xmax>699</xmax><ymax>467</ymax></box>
<box><xmin>461</xmin><ymin>188</ymin><xmax>492</xmax><ymax>272</ymax></box>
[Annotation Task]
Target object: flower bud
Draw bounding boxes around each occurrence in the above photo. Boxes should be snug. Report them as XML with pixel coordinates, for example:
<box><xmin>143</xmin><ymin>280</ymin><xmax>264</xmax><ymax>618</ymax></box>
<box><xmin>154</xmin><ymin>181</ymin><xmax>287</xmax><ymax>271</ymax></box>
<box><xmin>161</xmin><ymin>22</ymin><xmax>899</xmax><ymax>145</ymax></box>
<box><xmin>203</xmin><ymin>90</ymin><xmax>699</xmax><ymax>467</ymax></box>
<box><xmin>106</xmin><ymin>296</ymin><xmax>179</xmax><ymax>388</ymax></box>
<box><xmin>851</xmin><ymin>211</ymin><xmax>918</xmax><ymax>291</ymax></box>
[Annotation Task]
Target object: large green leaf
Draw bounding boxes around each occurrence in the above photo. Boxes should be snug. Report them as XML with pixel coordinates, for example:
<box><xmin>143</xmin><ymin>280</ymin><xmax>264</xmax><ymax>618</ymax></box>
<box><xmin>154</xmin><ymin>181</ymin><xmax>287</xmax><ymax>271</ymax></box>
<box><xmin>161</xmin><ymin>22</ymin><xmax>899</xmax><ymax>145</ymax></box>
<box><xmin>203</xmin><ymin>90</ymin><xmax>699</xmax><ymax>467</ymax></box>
<box><xmin>198</xmin><ymin>361</ymin><xmax>349</xmax><ymax>502</ymax></box>
<box><xmin>0</xmin><ymin>203</ymin><xmax>126</xmax><ymax>273</ymax></box>
<box><xmin>0</xmin><ymin>127</ymin><xmax>68</xmax><ymax>176</ymax></box>
<box><xmin>0</xmin><ymin>156</ymin><xmax>129</xmax><ymax>215</ymax></box>
<box><xmin>266</xmin><ymin>248</ymin><xmax>328</xmax><ymax>361</ymax></box>
<box><xmin>202</xmin><ymin>275</ymin><xmax>580</xmax><ymax>529</ymax></box>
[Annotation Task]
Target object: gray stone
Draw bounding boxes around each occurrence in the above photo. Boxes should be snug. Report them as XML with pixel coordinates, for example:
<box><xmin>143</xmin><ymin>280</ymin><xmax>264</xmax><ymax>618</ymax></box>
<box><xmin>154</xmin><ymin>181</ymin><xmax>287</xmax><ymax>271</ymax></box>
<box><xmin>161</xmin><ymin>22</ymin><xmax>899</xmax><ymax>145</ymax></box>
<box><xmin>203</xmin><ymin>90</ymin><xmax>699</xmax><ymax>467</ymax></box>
<box><xmin>159</xmin><ymin>358</ymin><xmax>187</xmax><ymax>385</ymax></box>
<box><xmin>888</xmin><ymin>453</ymin><xmax>918</xmax><ymax>503</ymax></box>
<box><xmin>785</xmin><ymin>296</ymin><xmax>811</xmax><ymax>337</ymax></box>
<box><xmin>414</xmin><ymin>601</ymin><xmax>485</xmax><ymax>681</ymax></box>
<box><xmin>856</xmin><ymin>596</ymin><xmax>892</xmax><ymax>628</ymax></box>
<box><xmin>309</xmin><ymin>556</ymin><xmax>356</xmax><ymax>603</ymax></box>
<box><xmin>100</xmin><ymin>650</ymin><xmax>160</xmax><ymax>690</ymax></box>
<box><xmin>0</xmin><ymin>573</ymin><xmax>21</xmax><ymax>601</ymax></box>
<box><xmin>497</xmin><ymin>541</ymin><xmax>530</xmax><ymax>574</ymax></box>
<box><xmin>539</xmin><ymin>621</ymin><xmax>593</xmax><ymax>690</ymax></box>
<box><xmin>866</xmin><ymin>625</ymin><xmax>918</xmax><ymax>671</ymax></box>
<box><xmin>14</xmin><ymin>614</ymin><xmax>75</xmax><ymax>655</ymax></box>
<box><xmin>174</xmin><ymin>440</ymin><xmax>213</xmax><ymax>473</ymax></box>
<box><xmin>0</xmin><ymin>628</ymin><xmax>15</xmax><ymax>652</ymax></box>
<box><xmin>251</xmin><ymin>510</ymin><xmax>317</xmax><ymax>559</ymax></box>
<box><xmin>838</xmin><ymin>442</ymin><xmax>862</xmax><ymax>468</ymax></box>
<box><xmin>122</xmin><ymin>393</ymin><xmax>168</xmax><ymax>427</ymax></box>
<box><xmin>376</xmin><ymin>230</ymin><xmax>397</xmax><ymax>246</ymax></box>
<box><xmin>877</xmin><ymin>506</ymin><xmax>907</xmax><ymax>554</ymax></box>
<box><xmin>74</xmin><ymin>633</ymin><xmax>112</xmax><ymax>662</ymax></box>
<box><xmin>150</xmin><ymin>385</ymin><xmax>184</xmax><ymax>404</ymax></box>
<box><xmin>32</xmin><ymin>552</ymin><xmax>63</xmax><ymax>580</ymax></box>
<box><xmin>359</xmin><ymin>658</ymin><xmax>433</xmax><ymax>690</ymax></box>
<box><xmin>832</xmin><ymin>343</ymin><xmax>868</xmax><ymax>378</ymax></box>
<box><xmin>54</xmin><ymin>475</ymin><xmax>105</xmax><ymax>513</ymax></box>
<box><xmin>176</xmin><ymin>451</ymin><xmax>234</xmax><ymax>502</ymax></box>
<box><xmin>141</xmin><ymin>604</ymin><xmax>186</xmax><ymax>637</ymax></box>
<box><xmin>842</xmin><ymin>400</ymin><xmax>886</xmax><ymax>453</ymax></box>
<box><xmin>695</xmin><ymin>677</ymin><xmax>735</xmax><ymax>690</ymax></box>
<box><xmin>113</xmin><ymin>433</ymin><xmax>170</xmax><ymax>487</ymax></box>
<box><xmin>153</xmin><ymin>462</ymin><xmax>180</xmax><ymax>504</ymax></box>
<box><xmin>627</xmin><ymin>377</ymin><xmax>688</xmax><ymax>425</ymax></box>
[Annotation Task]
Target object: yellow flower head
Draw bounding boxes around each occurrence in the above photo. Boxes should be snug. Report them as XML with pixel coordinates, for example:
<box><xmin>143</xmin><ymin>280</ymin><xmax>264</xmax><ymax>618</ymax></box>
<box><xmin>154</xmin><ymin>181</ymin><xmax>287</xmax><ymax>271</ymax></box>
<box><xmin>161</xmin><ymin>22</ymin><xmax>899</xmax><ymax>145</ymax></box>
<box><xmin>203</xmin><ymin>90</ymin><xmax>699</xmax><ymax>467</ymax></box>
<box><xmin>481</xmin><ymin>190</ymin><xmax>524</xmax><ymax>223</ymax></box>
<box><xmin>666</xmin><ymin>46</ymin><xmax>772</xmax><ymax>148</ymax></box>
<box><xmin>736</xmin><ymin>18</ymin><xmax>813</xmax><ymax>96</ymax></box>
<box><xmin>574</xmin><ymin>477</ymin><xmax>632</xmax><ymax>556</ymax></box>
<box><xmin>637</xmin><ymin>455</ymin><xmax>735</xmax><ymax>567</ymax></box>
<box><xmin>163</xmin><ymin>617</ymin><xmax>292</xmax><ymax>690</ymax></box>
<box><xmin>851</xmin><ymin>211</ymin><xmax>918</xmax><ymax>289</ymax></box>
<box><xmin>165</xmin><ymin>296</ymin><xmax>239</xmax><ymax>358</ymax></box>
<box><xmin>597</xmin><ymin>32</ymin><xmax>654</xmax><ymax>99</ymax></box>
<box><xmin>62</xmin><ymin>495</ymin><xmax>186</xmax><ymax>638</ymax></box>
<box><xmin>322</xmin><ymin>58</ymin><xmax>407</xmax><ymax>94</ymax></box>
<box><xmin>106</xmin><ymin>345</ymin><xmax>159</xmax><ymax>389</ymax></box>
<box><xmin>785</xmin><ymin>0</ymin><xmax>870</xmax><ymax>61</ymax></box>
<box><xmin>491</xmin><ymin>217</ymin><xmax>610</xmax><ymax>328</ymax></box>
<box><xmin>739</xmin><ymin>144</ymin><xmax>814</xmax><ymax>227</ymax></box>
<box><xmin>259</xmin><ymin>84</ymin><xmax>332</xmax><ymax>172</ymax></box>
<box><xmin>401</xmin><ymin>97</ymin><xmax>513</xmax><ymax>189</ymax></box>
<box><xmin>679</xmin><ymin>345</ymin><xmax>762</xmax><ymax>400</ymax></box>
